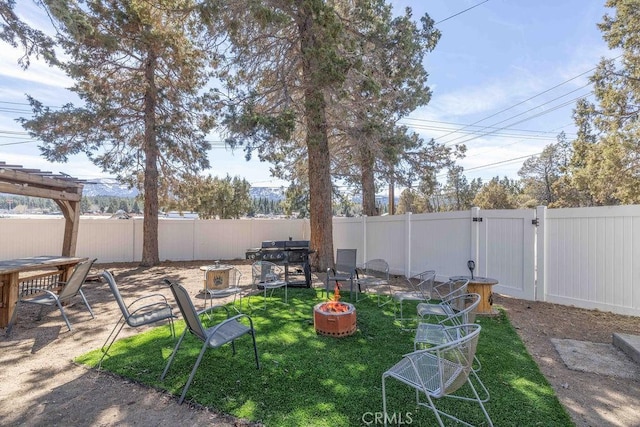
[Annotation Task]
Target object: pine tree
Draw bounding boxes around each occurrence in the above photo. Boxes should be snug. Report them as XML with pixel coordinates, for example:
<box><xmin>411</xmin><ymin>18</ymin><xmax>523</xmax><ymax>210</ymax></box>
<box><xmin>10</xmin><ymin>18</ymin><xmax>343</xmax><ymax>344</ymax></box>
<box><xmin>20</xmin><ymin>1</ymin><xmax>221</xmax><ymax>265</ymax></box>
<box><xmin>564</xmin><ymin>0</ymin><xmax>640</xmax><ymax>206</ymax></box>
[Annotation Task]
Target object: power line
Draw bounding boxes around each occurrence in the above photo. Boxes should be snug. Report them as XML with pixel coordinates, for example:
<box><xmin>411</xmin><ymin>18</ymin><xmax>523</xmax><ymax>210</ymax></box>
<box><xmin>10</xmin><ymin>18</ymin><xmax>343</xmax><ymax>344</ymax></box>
<box><xmin>435</xmin><ymin>1</ymin><xmax>489</xmax><ymax>25</ymax></box>
<box><xmin>442</xmin><ymin>90</ymin><xmax>593</xmax><ymax>148</ymax></box>
<box><xmin>429</xmin><ymin>57</ymin><xmax>621</xmax><ymax>144</ymax></box>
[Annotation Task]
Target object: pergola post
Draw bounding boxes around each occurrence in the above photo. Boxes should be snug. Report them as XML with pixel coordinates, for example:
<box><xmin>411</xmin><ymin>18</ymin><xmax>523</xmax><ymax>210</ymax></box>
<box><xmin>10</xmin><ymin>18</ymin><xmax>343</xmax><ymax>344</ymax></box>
<box><xmin>56</xmin><ymin>198</ymin><xmax>83</xmax><ymax>256</ymax></box>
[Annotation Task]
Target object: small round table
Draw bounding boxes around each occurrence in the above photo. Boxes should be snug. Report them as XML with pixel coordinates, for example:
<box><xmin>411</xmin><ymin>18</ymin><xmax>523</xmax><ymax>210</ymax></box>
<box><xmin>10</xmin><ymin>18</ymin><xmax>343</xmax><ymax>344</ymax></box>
<box><xmin>449</xmin><ymin>275</ymin><xmax>499</xmax><ymax>316</ymax></box>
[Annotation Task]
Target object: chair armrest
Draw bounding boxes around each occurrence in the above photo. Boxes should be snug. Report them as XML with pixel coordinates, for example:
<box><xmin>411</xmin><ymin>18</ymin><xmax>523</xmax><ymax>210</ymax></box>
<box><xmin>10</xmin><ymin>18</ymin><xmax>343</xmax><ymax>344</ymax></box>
<box><xmin>127</xmin><ymin>300</ymin><xmax>174</xmax><ymax>317</ymax></box>
<box><xmin>197</xmin><ymin>304</ymin><xmax>231</xmax><ymax>318</ymax></box>
<box><xmin>19</xmin><ymin>287</ymin><xmax>58</xmax><ymax>298</ymax></box>
<box><xmin>207</xmin><ymin>312</ymin><xmax>255</xmax><ymax>336</ymax></box>
<box><xmin>126</xmin><ymin>293</ymin><xmax>170</xmax><ymax>311</ymax></box>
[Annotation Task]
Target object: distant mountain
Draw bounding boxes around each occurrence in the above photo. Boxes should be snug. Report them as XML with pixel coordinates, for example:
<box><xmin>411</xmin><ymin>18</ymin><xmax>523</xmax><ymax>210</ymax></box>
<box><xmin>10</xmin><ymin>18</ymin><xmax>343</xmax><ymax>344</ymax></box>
<box><xmin>81</xmin><ymin>179</ymin><xmax>397</xmax><ymax>205</ymax></box>
<box><xmin>82</xmin><ymin>178</ymin><xmax>139</xmax><ymax>197</ymax></box>
<box><xmin>250</xmin><ymin>186</ymin><xmax>286</xmax><ymax>202</ymax></box>
<box><xmin>82</xmin><ymin>179</ymin><xmax>286</xmax><ymax>200</ymax></box>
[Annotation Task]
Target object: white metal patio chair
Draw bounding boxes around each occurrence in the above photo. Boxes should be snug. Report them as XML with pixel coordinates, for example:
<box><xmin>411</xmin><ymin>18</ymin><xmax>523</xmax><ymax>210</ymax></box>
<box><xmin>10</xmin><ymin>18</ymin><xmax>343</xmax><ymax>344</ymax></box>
<box><xmin>98</xmin><ymin>270</ymin><xmax>176</xmax><ymax>367</ymax></box>
<box><xmin>382</xmin><ymin>323</ymin><xmax>493</xmax><ymax>427</ymax></box>
<box><xmin>414</xmin><ymin>293</ymin><xmax>483</xmax><ymax>373</ymax></box>
<box><xmin>160</xmin><ymin>279</ymin><xmax>260</xmax><ymax>404</ymax></box>
<box><xmin>392</xmin><ymin>270</ymin><xmax>435</xmax><ymax>327</ymax></box>
<box><xmin>250</xmin><ymin>261</ymin><xmax>288</xmax><ymax>310</ymax></box>
<box><xmin>202</xmin><ymin>266</ymin><xmax>243</xmax><ymax>312</ymax></box>
<box><xmin>416</xmin><ymin>278</ymin><xmax>470</xmax><ymax>322</ymax></box>
<box><xmin>6</xmin><ymin>258</ymin><xmax>96</xmax><ymax>335</ymax></box>
<box><xmin>356</xmin><ymin>258</ymin><xmax>392</xmax><ymax>306</ymax></box>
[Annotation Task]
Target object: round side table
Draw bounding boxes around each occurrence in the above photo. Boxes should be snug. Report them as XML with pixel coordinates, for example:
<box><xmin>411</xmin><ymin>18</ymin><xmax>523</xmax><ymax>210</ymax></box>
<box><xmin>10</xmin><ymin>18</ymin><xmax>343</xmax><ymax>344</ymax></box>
<box><xmin>449</xmin><ymin>275</ymin><xmax>499</xmax><ymax>316</ymax></box>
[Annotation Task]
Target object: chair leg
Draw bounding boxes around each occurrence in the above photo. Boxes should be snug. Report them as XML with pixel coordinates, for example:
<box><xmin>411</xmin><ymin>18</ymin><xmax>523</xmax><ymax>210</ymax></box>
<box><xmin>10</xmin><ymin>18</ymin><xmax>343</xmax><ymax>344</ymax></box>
<box><xmin>160</xmin><ymin>329</ymin><xmax>187</xmax><ymax>381</ymax></box>
<box><xmin>178</xmin><ymin>340</ymin><xmax>210</xmax><ymax>404</ymax></box>
<box><xmin>467</xmin><ymin>375</ymin><xmax>494</xmax><ymax>426</ymax></box>
<box><xmin>415</xmin><ymin>375</ymin><xmax>493</xmax><ymax>427</ymax></box>
<box><xmin>421</xmin><ymin>393</ymin><xmax>448</xmax><ymax>427</ymax></box>
<box><xmin>382</xmin><ymin>374</ymin><xmax>388</xmax><ymax>427</ymax></box>
<box><xmin>78</xmin><ymin>289</ymin><xmax>95</xmax><ymax>318</ymax></box>
<box><xmin>54</xmin><ymin>300</ymin><xmax>73</xmax><ymax>331</ymax></box>
<box><xmin>251</xmin><ymin>329</ymin><xmax>260</xmax><ymax>369</ymax></box>
<box><xmin>99</xmin><ymin>316</ymin><xmax>127</xmax><ymax>367</ymax></box>
<box><xmin>168</xmin><ymin>316</ymin><xmax>176</xmax><ymax>338</ymax></box>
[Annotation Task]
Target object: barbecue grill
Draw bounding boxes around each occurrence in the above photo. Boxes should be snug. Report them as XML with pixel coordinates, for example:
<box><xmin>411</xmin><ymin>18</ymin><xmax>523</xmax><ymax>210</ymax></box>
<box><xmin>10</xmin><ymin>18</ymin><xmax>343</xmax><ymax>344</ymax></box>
<box><xmin>245</xmin><ymin>240</ymin><xmax>313</xmax><ymax>287</ymax></box>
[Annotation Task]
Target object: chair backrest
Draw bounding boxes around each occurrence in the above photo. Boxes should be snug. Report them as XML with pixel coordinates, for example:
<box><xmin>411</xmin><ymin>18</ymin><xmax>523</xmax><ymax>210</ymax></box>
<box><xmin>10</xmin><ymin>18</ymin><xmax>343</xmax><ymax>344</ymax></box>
<box><xmin>433</xmin><ymin>278</ymin><xmax>469</xmax><ymax>302</ymax></box>
<box><xmin>437</xmin><ymin>323</ymin><xmax>481</xmax><ymax>395</ymax></box>
<box><xmin>411</xmin><ymin>270</ymin><xmax>436</xmax><ymax>299</ymax></box>
<box><xmin>165</xmin><ymin>280</ymin><xmax>207</xmax><ymax>341</ymax></box>
<box><xmin>252</xmin><ymin>261</ymin><xmax>280</xmax><ymax>284</ymax></box>
<box><xmin>228</xmin><ymin>266</ymin><xmax>242</xmax><ymax>287</ymax></box>
<box><xmin>101</xmin><ymin>270</ymin><xmax>131</xmax><ymax>318</ymax></box>
<box><xmin>335</xmin><ymin>249</ymin><xmax>357</xmax><ymax>275</ymax></box>
<box><xmin>439</xmin><ymin>293</ymin><xmax>481</xmax><ymax>326</ymax></box>
<box><xmin>58</xmin><ymin>258</ymin><xmax>96</xmax><ymax>301</ymax></box>
<box><xmin>362</xmin><ymin>259</ymin><xmax>389</xmax><ymax>279</ymax></box>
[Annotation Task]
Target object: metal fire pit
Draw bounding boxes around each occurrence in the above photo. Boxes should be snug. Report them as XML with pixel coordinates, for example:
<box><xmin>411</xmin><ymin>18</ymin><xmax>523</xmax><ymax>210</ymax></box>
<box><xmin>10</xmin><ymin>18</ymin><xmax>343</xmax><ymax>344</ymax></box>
<box><xmin>313</xmin><ymin>302</ymin><xmax>357</xmax><ymax>337</ymax></box>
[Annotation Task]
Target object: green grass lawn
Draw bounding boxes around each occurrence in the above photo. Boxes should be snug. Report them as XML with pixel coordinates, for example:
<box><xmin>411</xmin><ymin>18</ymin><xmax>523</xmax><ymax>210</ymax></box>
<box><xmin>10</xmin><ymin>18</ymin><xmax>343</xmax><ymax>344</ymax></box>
<box><xmin>76</xmin><ymin>288</ymin><xmax>572</xmax><ymax>426</ymax></box>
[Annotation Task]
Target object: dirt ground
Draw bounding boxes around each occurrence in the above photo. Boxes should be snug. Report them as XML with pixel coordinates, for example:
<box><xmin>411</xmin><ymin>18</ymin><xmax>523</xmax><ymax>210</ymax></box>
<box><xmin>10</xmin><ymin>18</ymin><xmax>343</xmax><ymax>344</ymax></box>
<box><xmin>1</xmin><ymin>260</ymin><xmax>638</xmax><ymax>426</ymax></box>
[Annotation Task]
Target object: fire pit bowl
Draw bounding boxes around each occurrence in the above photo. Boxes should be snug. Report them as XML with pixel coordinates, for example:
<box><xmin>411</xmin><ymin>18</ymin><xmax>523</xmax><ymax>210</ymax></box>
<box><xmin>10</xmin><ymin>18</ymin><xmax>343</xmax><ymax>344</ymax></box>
<box><xmin>313</xmin><ymin>301</ymin><xmax>357</xmax><ymax>337</ymax></box>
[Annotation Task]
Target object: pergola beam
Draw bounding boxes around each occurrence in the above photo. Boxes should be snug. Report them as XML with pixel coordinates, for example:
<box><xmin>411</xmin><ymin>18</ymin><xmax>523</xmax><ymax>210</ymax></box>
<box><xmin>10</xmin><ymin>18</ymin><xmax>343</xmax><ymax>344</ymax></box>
<box><xmin>0</xmin><ymin>162</ymin><xmax>85</xmax><ymax>256</ymax></box>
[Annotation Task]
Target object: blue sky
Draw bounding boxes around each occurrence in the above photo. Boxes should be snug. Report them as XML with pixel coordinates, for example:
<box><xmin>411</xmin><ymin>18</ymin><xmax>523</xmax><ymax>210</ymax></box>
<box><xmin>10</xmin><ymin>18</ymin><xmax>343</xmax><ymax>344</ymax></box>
<box><xmin>0</xmin><ymin>1</ymin><xmax>615</xmax><ymax>189</ymax></box>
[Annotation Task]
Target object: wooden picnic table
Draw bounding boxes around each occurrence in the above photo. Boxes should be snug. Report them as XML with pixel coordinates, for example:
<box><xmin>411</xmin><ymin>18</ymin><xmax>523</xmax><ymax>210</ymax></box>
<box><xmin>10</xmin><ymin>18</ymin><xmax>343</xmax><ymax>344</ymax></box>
<box><xmin>0</xmin><ymin>256</ymin><xmax>87</xmax><ymax>327</ymax></box>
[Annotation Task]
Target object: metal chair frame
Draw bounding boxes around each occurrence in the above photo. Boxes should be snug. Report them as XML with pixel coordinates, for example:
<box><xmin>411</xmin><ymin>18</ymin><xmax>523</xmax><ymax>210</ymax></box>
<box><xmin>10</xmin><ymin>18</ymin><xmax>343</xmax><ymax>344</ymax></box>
<box><xmin>382</xmin><ymin>324</ymin><xmax>493</xmax><ymax>427</ymax></box>
<box><xmin>202</xmin><ymin>266</ymin><xmax>243</xmax><ymax>312</ymax></box>
<box><xmin>160</xmin><ymin>279</ymin><xmax>260</xmax><ymax>404</ymax></box>
<box><xmin>6</xmin><ymin>258</ymin><xmax>96</xmax><ymax>335</ymax></box>
<box><xmin>356</xmin><ymin>258</ymin><xmax>392</xmax><ymax>306</ymax></box>
<box><xmin>416</xmin><ymin>279</ymin><xmax>470</xmax><ymax>322</ymax></box>
<box><xmin>392</xmin><ymin>270</ymin><xmax>435</xmax><ymax>327</ymax></box>
<box><xmin>250</xmin><ymin>261</ymin><xmax>288</xmax><ymax>310</ymax></box>
<box><xmin>98</xmin><ymin>270</ymin><xmax>176</xmax><ymax>367</ymax></box>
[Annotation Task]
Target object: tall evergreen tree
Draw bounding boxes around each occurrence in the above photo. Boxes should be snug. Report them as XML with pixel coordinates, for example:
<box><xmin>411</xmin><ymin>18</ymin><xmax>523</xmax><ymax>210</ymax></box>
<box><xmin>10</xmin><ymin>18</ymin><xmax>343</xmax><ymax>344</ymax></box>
<box><xmin>19</xmin><ymin>0</ymin><xmax>221</xmax><ymax>266</ymax></box>
<box><xmin>0</xmin><ymin>0</ymin><xmax>57</xmax><ymax>68</ymax></box>
<box><xmin>442</xmin><ymin>165</ymin><xmax>475</xmax><ymax>211</ymax></box>
<box><xmin>219</xmin><ymin>0</ymin><xmax>355</xmax><ymax>270</ymax></box>
<box><xmin>565</xmin><ymin>0</ymin><xmax>640</xmax><ymax>206</ymax></box>
<box><xmin>169</xmin><ymin>174</ymin><xmax>252</xmax><ymax>219</ymax></box>
<box><xmin>518</xmin><ymin>132</ymin><xmax>572</xmax><ymax>207</ymax></box>
<box><xmin>473</xmin><ymin>177</ymin><xmax>520</xmax><ymax>210</ymax></box>
<box><xmin>327</xmin><ymin>2</ymin><xmax>443</xmax><ymax>216</ymax></box>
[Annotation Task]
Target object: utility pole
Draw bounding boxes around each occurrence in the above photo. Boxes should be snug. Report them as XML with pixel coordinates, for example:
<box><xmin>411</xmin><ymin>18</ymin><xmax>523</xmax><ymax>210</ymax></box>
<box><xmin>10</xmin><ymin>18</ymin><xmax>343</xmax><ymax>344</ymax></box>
<box><xmin>388</xmin><ymin>180</ymin><xmax>395</xmax><ymax>215</ymax></box>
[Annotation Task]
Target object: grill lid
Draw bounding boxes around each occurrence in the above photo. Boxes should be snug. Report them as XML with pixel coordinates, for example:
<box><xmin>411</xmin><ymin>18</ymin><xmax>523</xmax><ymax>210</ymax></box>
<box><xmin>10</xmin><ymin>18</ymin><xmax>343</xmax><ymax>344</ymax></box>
<box><xmin>261</xmin><ymin>240</ymin><xmax>310</xmax><ymax>249</ymax></box>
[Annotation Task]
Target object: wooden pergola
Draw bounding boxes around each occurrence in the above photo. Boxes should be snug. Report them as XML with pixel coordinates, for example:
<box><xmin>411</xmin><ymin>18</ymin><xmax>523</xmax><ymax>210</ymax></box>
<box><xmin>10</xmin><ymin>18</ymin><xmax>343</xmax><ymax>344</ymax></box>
<box><xmin>0</xmin><ymin>161</ymin><xmax>85</xmax><ymax>256</ymax></box>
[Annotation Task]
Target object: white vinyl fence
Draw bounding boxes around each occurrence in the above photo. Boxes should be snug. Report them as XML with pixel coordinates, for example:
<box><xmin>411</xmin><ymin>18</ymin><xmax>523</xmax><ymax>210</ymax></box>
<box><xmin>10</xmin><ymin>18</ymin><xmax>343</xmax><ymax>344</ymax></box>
<box><xmin>1</xmin><ymin>205</ymin><xmax>639</xmax><ymax>316</ymax></box>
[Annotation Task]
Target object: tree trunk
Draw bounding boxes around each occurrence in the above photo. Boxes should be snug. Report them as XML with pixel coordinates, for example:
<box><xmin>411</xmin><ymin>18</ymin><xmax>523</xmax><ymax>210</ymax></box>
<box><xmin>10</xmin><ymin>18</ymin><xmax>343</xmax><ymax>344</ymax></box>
<box><xmin>141</xmin><ymin>48</ymin><xmax>160</xmax><ymax>267</ymax></box>
<box><xmin>360</xmin><ymin>144</ymin><xmax>377</xmax><ymax>216</ymax></box>
<box><xmin>298</xmin><ymin>2</ymin><xmax>334</xmax><ymax>272</ymax></box>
